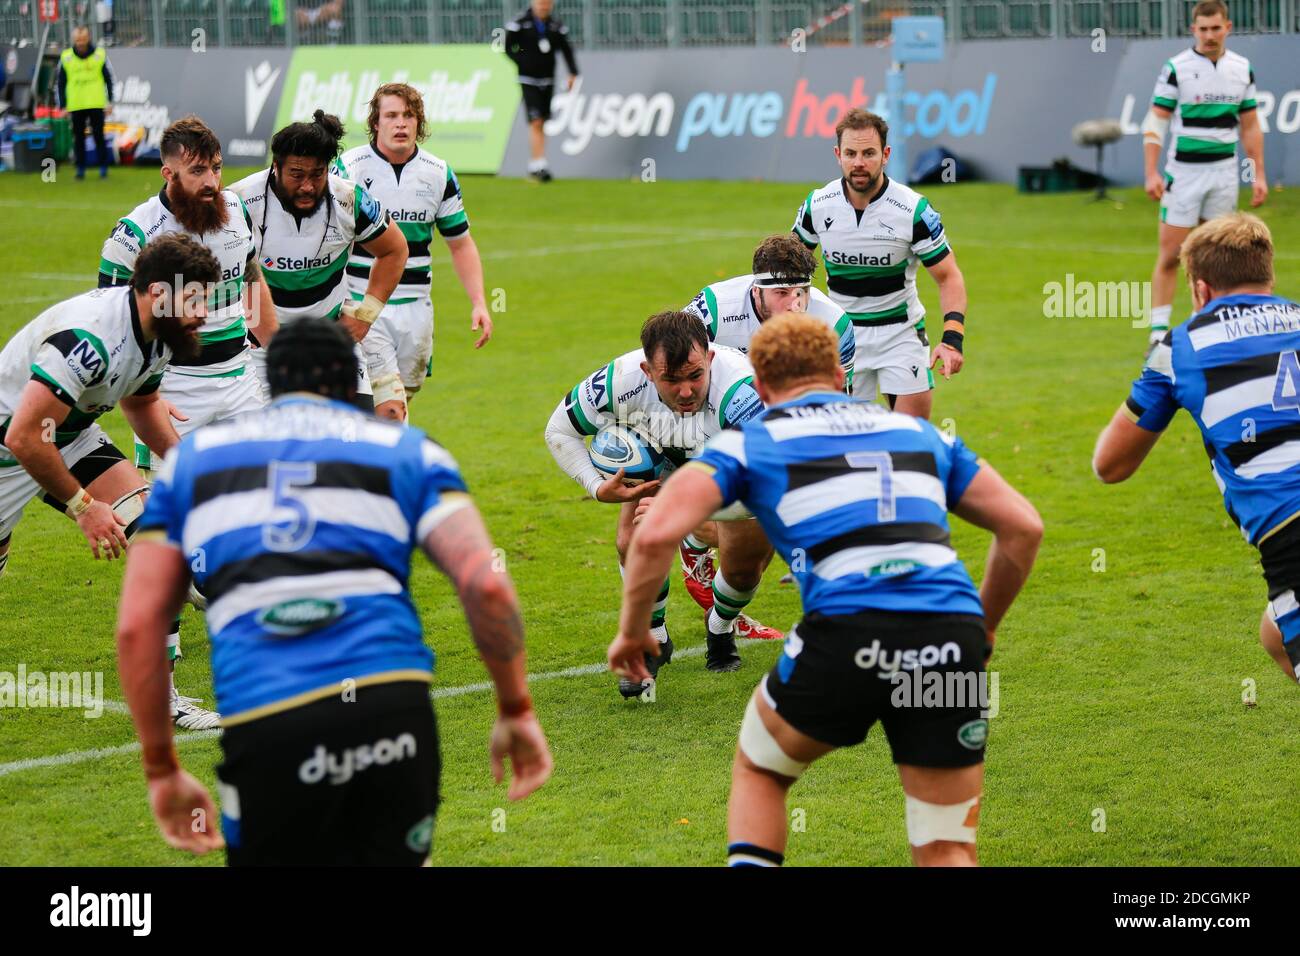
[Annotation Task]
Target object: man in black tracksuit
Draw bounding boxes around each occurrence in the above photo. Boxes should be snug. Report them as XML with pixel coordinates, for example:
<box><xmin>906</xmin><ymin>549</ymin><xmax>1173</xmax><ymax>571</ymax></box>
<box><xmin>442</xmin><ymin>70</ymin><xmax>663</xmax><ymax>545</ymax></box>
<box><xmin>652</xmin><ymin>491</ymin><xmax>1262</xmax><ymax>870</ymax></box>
<box><xmin>505</xmin><ymin>0</ymin><xmax>579</xmax><ymax>182</ymax></box>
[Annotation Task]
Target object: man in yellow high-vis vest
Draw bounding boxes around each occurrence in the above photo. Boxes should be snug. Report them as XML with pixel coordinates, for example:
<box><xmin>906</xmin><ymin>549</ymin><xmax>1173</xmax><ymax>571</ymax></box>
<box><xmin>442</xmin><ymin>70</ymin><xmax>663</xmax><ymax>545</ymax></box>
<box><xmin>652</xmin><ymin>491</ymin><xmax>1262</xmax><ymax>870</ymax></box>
<box><xmin>56</xmin><ymin>26</ymin><xmax>115</xmax><ymax>179</ymax></box>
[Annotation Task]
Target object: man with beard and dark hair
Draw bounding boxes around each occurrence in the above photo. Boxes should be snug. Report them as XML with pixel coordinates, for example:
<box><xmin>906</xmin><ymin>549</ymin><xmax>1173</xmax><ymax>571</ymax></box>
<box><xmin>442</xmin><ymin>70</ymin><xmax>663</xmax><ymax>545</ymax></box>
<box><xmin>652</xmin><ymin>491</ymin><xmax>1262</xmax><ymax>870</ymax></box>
<box><xmin>230</xmin><ymin>110</ymin><xmax>408</xmax><ymax>412</ymax></box>
<box><xmin>793</xmin><ymin>109</ymin><xmax>969</xmax><ymax>422</ymax></box>
<box><xmin>98</xmin><ymin>115</ymin><xmax>278</xmax><ymax>729</ymax></box>
<box><xmin>0</xmin><ymin>235</ymin><xmax>214</xmax><ymax>717</ymax></box>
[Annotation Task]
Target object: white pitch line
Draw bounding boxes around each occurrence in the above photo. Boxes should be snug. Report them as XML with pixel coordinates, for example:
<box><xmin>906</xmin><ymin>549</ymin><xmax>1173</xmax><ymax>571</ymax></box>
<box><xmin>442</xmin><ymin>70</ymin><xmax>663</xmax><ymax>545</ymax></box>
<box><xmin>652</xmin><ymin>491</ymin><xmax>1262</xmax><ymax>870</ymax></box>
<box><xmin>0</xmin><ymin>639</ymin><xmax>776</xmax><ymax>778</ymax></box>
<box><xmin>0</xmin><ymin>729</ymin><xmax>220</xmax><ymax>778</ymax></box>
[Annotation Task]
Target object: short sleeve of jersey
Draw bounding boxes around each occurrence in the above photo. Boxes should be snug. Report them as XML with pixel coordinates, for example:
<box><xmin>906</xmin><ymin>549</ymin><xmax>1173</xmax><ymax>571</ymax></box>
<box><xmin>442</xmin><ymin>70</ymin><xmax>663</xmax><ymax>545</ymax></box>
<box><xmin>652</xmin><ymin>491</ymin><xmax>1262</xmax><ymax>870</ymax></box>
<box><xmin>1242</xmin><ymin>67</ymin><xmax>1257</xmax><ymax>111</ymax></box>
<box><xmin>1153</xmin><ymin>59</ymin><xmax>1178</xmax><ymax>111</ymax></box>
<box><xmin>99</xmin><ymin>218</ymin><xmax>143</xmax><ymax>287</ymax></box>
<box><xmin>942</xmin><ymin>433</ymin><xmax>983</xmax><ymax>507</ymax></box>
<box><xmin>792</xmin><ymin>190</ymin><xmax>819</xmax><ymax>248</ymax></box>
<box><xmin>693</xmin><ymin>429</ymin><xmax>749</xmax><ymax>508</ymax></box>
<box><xmin>683</xmin><ymin>287</ymin><xmax>717</xmax><ymax>339</ymax></box>
<box><xmin>1126</xmin><ymin>366</ymin><xmax>1179</xmax><ymax>432</ymax></box>
<box><xmin>435</xmin><ymin>167</ymin><xmax>469</xmax><ymax>238</ymax></box>
<box><xmin>833</xmin><ymin>313</ymin><xmax>855</xmax><ymax>374</ymax></box>
<box><xmin>136</xmin><ymin>446</ymin><xmax>185</xmax><ymax>548</ymax></box>
<box><xmin>562</xmin><ymin>362</ymin><xmax>616</xmax><ymax>437</ymax></box>
<box><xmin>353</xmin><ymin>184</ymin><xmax>389</xmax><ymax>244</ymax></box>
<box><xmin>720</xmin><ymin>378</ymin><xmax>764</xmax><ymax>429</ymax></box>
<box><xmin>911</xmin><ymin>198</ymin><xmax>949</xmax><ymax>267</ymax></box>
<box><xmin>239</xmin><ymin>198</ymin><xmax>257</xmax><ymax>264</ymax></box>
<box><xmin>413</xmin><ymin>438</ymin><xmax>471</xmax><ymax>542</ymax></box>
<box><xmin>30</xmin><ymin>329</ymin><xmax>110</xmax><ymax>404</ymax></box>
<box><xmin>133</xmin><ymin>371</ymin><xmax>165</xmax><ymax>396</ymax></box>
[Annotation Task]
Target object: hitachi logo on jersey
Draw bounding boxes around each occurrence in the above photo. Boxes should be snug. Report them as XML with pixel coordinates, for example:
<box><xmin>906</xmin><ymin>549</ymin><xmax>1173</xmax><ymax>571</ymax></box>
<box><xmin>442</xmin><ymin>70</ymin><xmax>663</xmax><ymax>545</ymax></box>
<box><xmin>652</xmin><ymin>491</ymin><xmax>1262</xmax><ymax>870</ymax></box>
<box><xmin>389</xmin><ymin>209</ymin><xmax>432</xmax><ymax>223</ymax></box>
<box><xmin>826</xmin><ymin>250</ymin><xmax>893</xmax><ymax>267</ymax></box>
<box><xmin>855</xmin><ymin>638</ymin><xmax>962</xmax><ymax>678</ymax></box>
<box><xmin>298</xmin><ymin>733</ymin><xmax>418</xmax><ymax>786</ymax></box>
<box><xmin>264</xmin><ymin>253</ymin><xmax>335</xmax><ymax>271</ymax></box>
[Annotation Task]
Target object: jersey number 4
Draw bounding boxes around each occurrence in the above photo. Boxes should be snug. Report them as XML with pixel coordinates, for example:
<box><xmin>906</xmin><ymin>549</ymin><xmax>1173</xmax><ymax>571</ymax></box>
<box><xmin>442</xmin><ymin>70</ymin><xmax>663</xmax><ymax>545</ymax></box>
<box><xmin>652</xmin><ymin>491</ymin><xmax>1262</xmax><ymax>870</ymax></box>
<box><xmin>265</xmin><ymin>460</ymin><xmax>317</xmax><ymax>552</ymax></box>
<box><xmin>1272</xmin><ymin>352</ymin><xmax>1300</xmax><ymax>413</ymax></box>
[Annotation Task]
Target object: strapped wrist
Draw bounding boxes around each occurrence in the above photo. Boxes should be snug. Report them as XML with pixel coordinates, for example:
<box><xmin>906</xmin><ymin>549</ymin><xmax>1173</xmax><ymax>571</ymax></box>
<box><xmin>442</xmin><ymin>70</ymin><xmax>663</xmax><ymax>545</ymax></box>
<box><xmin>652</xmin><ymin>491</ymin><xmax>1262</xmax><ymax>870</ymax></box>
<box><xmin>941</xmin><ymin>311</ymin><xmax>965</xmax><ymax>353</ymax></box>
<box><xmin>65</xmin><ymin>487</ymin><xmax>93</xmax><ymax>519</ymax></box>
<box><xmin>499</xmin><ymin>693</ymin><xmax>533</xmax><ymax>718</ymax></box>
<box><xmin>142</xmin><ymin>742</ymin><xmax>180</xmax><ymax>780</ymax></box>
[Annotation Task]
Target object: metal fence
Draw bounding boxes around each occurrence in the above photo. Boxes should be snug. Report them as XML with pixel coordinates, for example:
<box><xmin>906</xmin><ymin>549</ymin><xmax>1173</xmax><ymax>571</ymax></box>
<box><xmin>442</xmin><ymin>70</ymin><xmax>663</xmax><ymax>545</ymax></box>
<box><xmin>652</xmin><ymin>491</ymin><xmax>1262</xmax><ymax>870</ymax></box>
<box><xmin>2</xmin><ymin>0</ymin><xmax>1295</xmax><ymax>49</ymax></box>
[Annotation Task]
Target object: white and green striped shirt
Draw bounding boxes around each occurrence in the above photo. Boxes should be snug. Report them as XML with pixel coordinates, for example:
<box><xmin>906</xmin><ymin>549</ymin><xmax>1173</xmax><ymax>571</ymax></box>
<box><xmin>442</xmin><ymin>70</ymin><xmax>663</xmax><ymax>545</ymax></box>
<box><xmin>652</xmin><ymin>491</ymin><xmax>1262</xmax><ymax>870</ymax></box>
<box><xmin>335</xmin><ymin>144</ymin><xmax>469</xmax><ymax>305</ymax></box>
<box><xmin>1153</xmin><ymin>47</ymin><xmax>1256</xmax><ymax>167</ymax></box>
<box><xmin>793</xmin><ymin>176</ymin><xmax>950</xmax><ymax>328</ymax></box>
<box><xmin>229</xmin><ymin>167</ymin><xmax>390</xmax><ymax>324</ymax></box>
<box><xmin>98</xmin><ymin>188</ymin><xmax>256</xmax><ymax>376</ymax></box>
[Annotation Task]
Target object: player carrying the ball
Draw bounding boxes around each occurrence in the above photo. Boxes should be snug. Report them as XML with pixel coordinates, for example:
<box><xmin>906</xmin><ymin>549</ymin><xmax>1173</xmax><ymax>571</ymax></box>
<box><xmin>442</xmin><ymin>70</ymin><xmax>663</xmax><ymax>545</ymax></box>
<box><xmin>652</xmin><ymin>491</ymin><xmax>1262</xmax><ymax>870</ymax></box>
<box><xmin>793</xmin><ymin>108</ymin><xmax>967</xmax><ymax>420</ymax></box>
<box><xmin>610</xmin><ymin>314</ymin><xmax>1042</xmax><ymax>866</ymax></box>
<box><xmin>679</xmin><ymin>233</ymin><xmax>856</xmax><ymax>603</ymax></box>
<box><xmin>544</xmin><ymin>311</ymin><xmax>782</xmax><ymax>698</ymax></box>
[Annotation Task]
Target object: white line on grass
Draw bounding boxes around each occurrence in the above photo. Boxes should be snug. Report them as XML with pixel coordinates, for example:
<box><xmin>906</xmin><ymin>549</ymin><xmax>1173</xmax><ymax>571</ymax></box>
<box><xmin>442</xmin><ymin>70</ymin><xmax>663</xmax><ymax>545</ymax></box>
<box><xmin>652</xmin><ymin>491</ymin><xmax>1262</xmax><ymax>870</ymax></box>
<box><xmin>0</xmin><ymin>639</ymin><xmax>774</xmax><ymax>778</ymax></box>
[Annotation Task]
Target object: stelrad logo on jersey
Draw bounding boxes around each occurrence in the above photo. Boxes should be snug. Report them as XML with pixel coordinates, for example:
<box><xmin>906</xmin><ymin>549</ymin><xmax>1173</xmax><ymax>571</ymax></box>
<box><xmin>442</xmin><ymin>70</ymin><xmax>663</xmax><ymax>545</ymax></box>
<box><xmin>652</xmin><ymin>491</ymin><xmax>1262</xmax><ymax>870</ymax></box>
<box><xmin>264</xmin><ymin>252</ymin><xmax>338</xmax><ymax>271</ymax></box>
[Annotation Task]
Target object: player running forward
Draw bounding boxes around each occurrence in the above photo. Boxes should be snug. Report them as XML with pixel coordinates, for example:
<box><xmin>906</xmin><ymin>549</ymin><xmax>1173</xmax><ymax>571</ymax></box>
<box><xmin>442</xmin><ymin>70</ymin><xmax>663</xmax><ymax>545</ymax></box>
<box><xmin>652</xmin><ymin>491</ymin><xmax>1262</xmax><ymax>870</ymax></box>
<box><xmin>98</xmin><ymin>116</ymin><xmax>280</xmax><ymax>728</ymax></box>
<box><xmin>609</xmin><ymin>314</ymin><xmax>1042</xmax><ymax>866</ymax></box>
<box><xmin>229</xmin><ymin>110</ymin><xmax>408</xmax><ymax>412</ymax></box>
<box><xmin>680</xmin><ymin>233</ymin><xmax>857</xmax><ymax>602</ymax></box>
<box><xmin>1096</xmin><ymin>213</ymin><xmax>1299</xmax><ymax>681</ymax></box>
<box><xmin>116</xmin><ymin>318</ymin><xmax>552</xmax><ymax>865</ymax></box>
<box><xmin>0</xmin><ymin>235</ymin><xmax>221</xmax><ymax>728</ymax></box>
<box><xmin>1141</xmin><ymin>0</ymin><xmax>1266</xmax><ymax>355</ymax></box>
<box><xmin>545</xmin><ymin>311</ymin><xmax>782</xmax><ymax>696</ymax></box>
<box><xmin>336</xmin><ymin>83</ymin><xmax>493</xmax><ymax>422</ymax></box>
<box><xmin>793</xmin><ymin>108</ymin><xmax>967</xmax><ymax>420</ymax></box>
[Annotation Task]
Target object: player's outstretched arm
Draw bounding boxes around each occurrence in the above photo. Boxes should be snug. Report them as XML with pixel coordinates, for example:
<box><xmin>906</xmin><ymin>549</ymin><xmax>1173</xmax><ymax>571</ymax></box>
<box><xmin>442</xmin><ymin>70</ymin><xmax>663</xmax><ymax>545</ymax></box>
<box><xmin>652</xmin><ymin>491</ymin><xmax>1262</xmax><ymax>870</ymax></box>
<box><xmin>116</xmin><ymin>538</ymin><xmax>222</xmax><ymax>854</ymax></box>
<box><xmin>1092</xmin><ymin>406</ymin><xmax>1164</xmax><ymax>484</ymax></box>
<box><xmin>950</xmin><ymin>464</ymin><xmax>1043</xmax><ymax>648</ymax></box>
<box><xmin>422</xmin><ymin>498</ymin><xmax>552</xmax><ymax>801</ymax></box>
<box><xmin>446</xmin><ymin>234</ymin><xmax>493</xmax><ymax>349</ymax></box>
<box><xmin>609</xmin><ymin>465</ymin><xmax>721</xmax><ymax>682</ymax></box>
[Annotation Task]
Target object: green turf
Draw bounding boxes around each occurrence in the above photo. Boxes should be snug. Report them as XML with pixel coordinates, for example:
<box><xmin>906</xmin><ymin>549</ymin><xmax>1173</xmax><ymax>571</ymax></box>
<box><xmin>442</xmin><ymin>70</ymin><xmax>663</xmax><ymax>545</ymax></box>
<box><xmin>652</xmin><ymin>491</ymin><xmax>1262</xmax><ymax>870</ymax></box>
<box><xmin>1</xmin><ymin>168</ymin><xmax>1298</xmax><ymax>867</ymax></box>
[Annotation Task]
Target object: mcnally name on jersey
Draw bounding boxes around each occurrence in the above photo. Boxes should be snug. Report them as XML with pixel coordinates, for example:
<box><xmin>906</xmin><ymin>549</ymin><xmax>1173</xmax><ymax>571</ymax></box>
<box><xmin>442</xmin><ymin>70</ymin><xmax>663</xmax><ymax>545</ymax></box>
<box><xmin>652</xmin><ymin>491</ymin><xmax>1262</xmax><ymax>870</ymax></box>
<box><xmin>1212</xmin><ymin>300</ymin><xmax>1300</xmax><ymax>341</ymax></box>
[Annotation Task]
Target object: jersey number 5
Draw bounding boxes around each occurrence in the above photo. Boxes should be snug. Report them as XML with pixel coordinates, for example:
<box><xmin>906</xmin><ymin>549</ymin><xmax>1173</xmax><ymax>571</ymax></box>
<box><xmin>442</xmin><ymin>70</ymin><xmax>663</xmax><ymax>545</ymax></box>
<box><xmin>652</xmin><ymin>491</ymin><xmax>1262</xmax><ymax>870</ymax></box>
<box><xmin>265</xmin><ymin>460</ymin><xmax>317</xmax><ymax>553</ymax></box>
<box><xmin>1272</xmin><ymin>352</ymin><xmax>1300</xmax><ymax>413</ymax></box>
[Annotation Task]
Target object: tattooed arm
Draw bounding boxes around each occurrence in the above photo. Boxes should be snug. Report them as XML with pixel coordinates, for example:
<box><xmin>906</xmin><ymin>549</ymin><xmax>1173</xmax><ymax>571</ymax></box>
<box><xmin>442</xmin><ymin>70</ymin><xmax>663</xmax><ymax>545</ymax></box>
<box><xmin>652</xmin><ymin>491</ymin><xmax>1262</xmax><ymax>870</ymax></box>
<box><xmin>422</xmin><ymin>496</ymin><xmax>552</xmax><ymax>799</ymax></box>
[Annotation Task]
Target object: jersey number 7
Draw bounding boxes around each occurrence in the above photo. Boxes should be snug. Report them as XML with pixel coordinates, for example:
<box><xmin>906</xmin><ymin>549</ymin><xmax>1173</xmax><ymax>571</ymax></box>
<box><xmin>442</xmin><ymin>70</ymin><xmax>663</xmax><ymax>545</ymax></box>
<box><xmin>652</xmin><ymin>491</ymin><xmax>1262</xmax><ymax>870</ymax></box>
<box><xmin>845</xmin><ymin>450</ymin><xmax>895</xmax><ymax>522</ymax></box>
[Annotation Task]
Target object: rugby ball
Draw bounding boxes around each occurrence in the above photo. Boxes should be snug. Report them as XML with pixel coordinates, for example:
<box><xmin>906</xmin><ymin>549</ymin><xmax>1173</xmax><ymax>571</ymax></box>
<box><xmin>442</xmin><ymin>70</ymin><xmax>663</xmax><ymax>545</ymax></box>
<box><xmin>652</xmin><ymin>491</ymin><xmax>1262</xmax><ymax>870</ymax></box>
<box><xmin>589</xmin><ymin>424</ymin><xmax>665</xmax><ymax>485</ymax></box>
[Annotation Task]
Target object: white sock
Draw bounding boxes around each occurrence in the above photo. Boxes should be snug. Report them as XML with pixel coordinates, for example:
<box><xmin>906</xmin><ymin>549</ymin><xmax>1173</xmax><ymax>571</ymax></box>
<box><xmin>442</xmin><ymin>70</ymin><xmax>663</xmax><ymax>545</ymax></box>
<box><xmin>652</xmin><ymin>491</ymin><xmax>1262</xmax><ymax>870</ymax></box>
<box><xmin>528</xmin><ymin>157</ymin><xmax>548</xmax><ymax>173</ymax></box>
<box><xmin>707</xmin><ymin>607</ymin><xmax>734</xmax><ymax>635</ymax></box>
<box><xmin>1150</xmin><ymin>304</ymin><xmax>1173</xmax><ymax>334</ymax></box>
<box><xmin>650</xmin><ymin>624</ymin><xmax>668</xmax><ymax>645</ymax></box>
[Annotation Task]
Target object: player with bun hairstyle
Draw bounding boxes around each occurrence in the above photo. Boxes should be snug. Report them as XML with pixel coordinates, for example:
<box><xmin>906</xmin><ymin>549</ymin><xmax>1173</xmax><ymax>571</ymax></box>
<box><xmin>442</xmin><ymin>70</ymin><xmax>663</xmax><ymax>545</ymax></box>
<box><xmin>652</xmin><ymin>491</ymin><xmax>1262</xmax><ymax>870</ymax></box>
<box><xmin>229</xmin><ymin>110</ymin><xmax>409</xmax><ymax>411</ymax></box>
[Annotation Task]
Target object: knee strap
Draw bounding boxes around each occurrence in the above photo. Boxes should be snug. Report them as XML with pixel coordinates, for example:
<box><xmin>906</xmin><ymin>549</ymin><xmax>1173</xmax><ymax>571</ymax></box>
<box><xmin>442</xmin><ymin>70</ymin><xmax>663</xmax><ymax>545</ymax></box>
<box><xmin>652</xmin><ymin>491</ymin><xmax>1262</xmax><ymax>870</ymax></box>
<box><xmin>904</xmin><ymin>794</ymin><xmax>980</xmax><ymax>847</ymax></box>
<box><xmin>738</xmin><ymin>692</ymin><xmax>807</xmax><ymax>779</ymax></box>
<box><xmin>111</xmin><ymin>486</ymin><xmax>150</xmax><ymax>543</ymax></box>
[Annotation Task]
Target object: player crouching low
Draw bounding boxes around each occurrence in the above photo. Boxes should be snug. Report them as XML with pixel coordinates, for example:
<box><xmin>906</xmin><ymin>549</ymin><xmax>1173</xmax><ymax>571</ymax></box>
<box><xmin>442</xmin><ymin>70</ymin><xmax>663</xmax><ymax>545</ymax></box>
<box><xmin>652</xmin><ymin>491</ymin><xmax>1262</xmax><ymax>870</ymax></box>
<box><xmin>0</xmin><ymin>234</ymin><xmax>222</xmax><ymax>728</ymax></box>
<box><xmin>609</xmin><ymin>314</ymin><xmax>1042</xmax><ymax>865</ymax></box>
<box><xmin>545</xmin><ymin>311</ymin><xmax>782</xmax><ymax>698</ymax></box>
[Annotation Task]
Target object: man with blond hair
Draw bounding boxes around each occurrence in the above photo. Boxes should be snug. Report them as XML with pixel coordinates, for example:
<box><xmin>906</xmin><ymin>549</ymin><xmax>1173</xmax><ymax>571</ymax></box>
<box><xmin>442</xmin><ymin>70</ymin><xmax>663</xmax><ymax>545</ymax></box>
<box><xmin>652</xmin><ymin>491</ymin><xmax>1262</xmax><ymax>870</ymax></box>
<box><xmin>336</xmin><ymin>83</ymin><xmax>492</xmax><ymax>421</ymax></box>
<box><xmin>1141</xmin><ymin>0</ymin><xmax>1266</xmax><ymax>355</ymax></box>
<box><xmin>1096</xmin><ymin>212</ymin><xmax>1299</xmax><ymax>680</ymax></box>
<box><xmin>610</xmin><ymin>314</ymin><xmax>1042</xmax><ymax>866</ymax></box>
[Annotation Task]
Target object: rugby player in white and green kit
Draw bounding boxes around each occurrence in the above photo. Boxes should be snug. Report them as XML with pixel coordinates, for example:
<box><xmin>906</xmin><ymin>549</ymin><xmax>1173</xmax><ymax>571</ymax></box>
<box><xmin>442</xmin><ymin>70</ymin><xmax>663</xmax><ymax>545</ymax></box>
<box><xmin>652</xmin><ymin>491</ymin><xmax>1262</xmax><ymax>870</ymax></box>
<box><xmin>679</xmin><ymin>233</ymin><xmax>856</xmax><ymax>604</ymax></box>
<box><xmin>1141</xmin><ymin>0</ymin><xmax>1266</xmax><ymax>354</ymax></box>
<box><xmin>229</xmin><ymin>110</ymin><xmax>409</xmax><ymax>412</ymax></box>
<box><xmin>1</xmin><ymin>235</ymin><xmax>220</xmax><ymax>728</ymax></box>
<box><xmin>336</xmin><ymin>83</ymin><xmax>493</xmax><ymax>422</ymax></box>
<box><xmin>793</xmin><ymin>108</ymin><xmax>968</xmax><ymax>421</ymax></box>
<box><xmin>98</xmin><ymin>117</ymin><xmax>279</xmax><ymax>729</ymax></box>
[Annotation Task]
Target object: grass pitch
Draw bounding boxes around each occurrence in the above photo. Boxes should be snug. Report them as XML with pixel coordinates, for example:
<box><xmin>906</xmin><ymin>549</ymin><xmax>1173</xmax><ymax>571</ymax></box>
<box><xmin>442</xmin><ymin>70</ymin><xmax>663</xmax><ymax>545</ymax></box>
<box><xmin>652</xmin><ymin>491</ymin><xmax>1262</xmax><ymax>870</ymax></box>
<box><xmin>1</xmin><ymin>168</ymin><xmax>1298</xmax><ymax>866</ymax></box>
